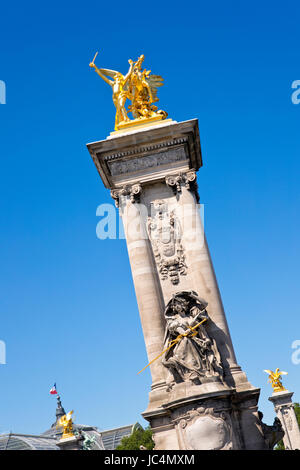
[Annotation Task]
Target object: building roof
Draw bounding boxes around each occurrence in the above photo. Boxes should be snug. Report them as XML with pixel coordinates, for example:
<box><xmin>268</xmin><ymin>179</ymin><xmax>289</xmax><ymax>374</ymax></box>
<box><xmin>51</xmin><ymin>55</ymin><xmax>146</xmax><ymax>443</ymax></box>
<box><xmin>42</xmin><ymin>422</ymin><xmax>105</xmax><ymax>450</ymax></box>
<box><xmin>100</xmin><ymin>423</ymin><xmax>142</xmax><ymax>450</ymax></box>
<box><xmin>0</xmin><ymin>423</ymin><xmax>138</xmax><ymax>450</ymax></box>
<box><xmin>0</xmin><ymin>433</ymin><xmax>59</xmax><ymax>451</ymax></box>
<box><xmin>0</xmin><ymin>395</ymin><xmax>139</xmax><ymax>450</ymax></box>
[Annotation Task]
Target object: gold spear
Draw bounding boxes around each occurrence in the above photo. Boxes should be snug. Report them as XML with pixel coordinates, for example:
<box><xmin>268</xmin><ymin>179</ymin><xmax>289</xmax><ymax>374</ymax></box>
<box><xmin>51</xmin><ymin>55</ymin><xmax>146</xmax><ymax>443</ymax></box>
<box><xmin>89</xmin><ymin>51</ymin><xmax>99</xmax><ymax>67</ymax></box>
<box><xmin>137</xmin><ymin>317</ymin><xmax>208</xmax><ymax>375</ymax></box>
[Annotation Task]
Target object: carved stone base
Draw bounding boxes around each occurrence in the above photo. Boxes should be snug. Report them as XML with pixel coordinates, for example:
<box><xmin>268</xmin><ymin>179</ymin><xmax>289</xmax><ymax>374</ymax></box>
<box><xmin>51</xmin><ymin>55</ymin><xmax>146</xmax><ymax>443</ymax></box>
<box><xmin>143</xmin><ymin>388</ymin><xmax>268</xmax><ymax>450</ymax></box>
<box><xmin>56</xmin><ymin>435</ymin><xmax>83</xmax><ymax>450</ymax></box>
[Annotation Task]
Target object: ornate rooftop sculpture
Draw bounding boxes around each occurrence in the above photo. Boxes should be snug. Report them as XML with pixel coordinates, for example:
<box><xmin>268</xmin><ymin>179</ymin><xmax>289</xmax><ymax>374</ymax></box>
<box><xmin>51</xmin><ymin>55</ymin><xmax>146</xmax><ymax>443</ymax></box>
<box><xmin>89</xmin><ymin>53</ymin><xmax>167</xmax><ymax>131</ymax></box>
<box><xmin>264</xmin><ymin>368</ymin><xmax>288</xmax><ymax>393</ymax></box>
<box><xmin>57</xmin><ymin>410</ymin><xmax>75</xmax><ymax>439</ymax></box>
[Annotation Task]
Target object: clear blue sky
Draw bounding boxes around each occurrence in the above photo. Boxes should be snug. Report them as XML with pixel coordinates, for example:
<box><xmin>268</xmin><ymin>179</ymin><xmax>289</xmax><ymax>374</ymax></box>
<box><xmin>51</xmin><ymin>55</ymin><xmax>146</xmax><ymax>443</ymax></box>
<box><xmin>0</xmin><ymin>0</ymin><xmax>299</xmax><ymax>435</ymax></box>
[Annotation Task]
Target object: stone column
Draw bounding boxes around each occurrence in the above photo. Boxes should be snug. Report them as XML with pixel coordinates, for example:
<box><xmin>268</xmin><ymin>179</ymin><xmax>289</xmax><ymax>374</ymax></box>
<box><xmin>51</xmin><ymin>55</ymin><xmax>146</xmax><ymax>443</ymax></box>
<box><xmin>174</xmin><ymin>181</ymin><xmax>249</xmax><ymax>389</ymax></box>
<box><xmin>269</xmin><ymin>390</ymin><xmax>300</xmax><ymax>450</ymax></box>
<box><xmin>119</xmin><ymin>195</ymin><xmax>167</xmax><ymax>406</ymax></box>
<box><xmin>86</xmin><ymin>119</ymin><xmax>266</xmax><ymax>449</ymax></box>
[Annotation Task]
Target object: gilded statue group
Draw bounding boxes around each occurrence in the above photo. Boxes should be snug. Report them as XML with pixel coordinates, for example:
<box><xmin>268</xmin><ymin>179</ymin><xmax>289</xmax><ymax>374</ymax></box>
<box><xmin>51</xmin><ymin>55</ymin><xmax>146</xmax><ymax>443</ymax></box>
<box><xmin>89</xmin><ymin>53</ymin><xmax>167</xmax><ymax>130</ymax></box>
<box><xmin>264</xmin><ymin>368</ymin><xmax>288</xmax><ymax>393</ymax></box>
<box><xmin>57</xmin><ymin>410</ymin><xmax>74</xmax><ymax>439</ymax></box>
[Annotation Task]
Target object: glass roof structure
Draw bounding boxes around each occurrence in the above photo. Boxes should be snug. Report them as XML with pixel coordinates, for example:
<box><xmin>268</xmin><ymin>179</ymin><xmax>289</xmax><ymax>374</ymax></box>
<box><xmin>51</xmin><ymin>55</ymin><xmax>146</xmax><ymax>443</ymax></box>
<box><xmin>0</xmin><ymin>423</ymin><xmax>140</xmax><ymax>450</ymax></box>
<box><xmin>0</xmin><ymin>434</ymin><xmax>59</xmax><ymax>450</ymax></box>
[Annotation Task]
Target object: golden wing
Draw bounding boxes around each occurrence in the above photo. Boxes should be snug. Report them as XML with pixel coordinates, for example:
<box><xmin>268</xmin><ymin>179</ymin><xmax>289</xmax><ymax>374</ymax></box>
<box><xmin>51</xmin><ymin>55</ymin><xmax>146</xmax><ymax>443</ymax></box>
<box><xmin>147</xmin><ymin>74</ymin><xmax>164</xmax><ymax>103</ymax></box>
<box><xmin>57</xmin><ymin>414</ymin><xmax>66</xmax><ymax>427</ymax></box>
<box><xmin>264</xmin><ymin>369</ymin><xmax>273</xmax><ymax>375</ymax></box>
<box><xmin>66</xmin><ymin>410</ymin><xmax>73</xmax><ymax>420</ymax></box>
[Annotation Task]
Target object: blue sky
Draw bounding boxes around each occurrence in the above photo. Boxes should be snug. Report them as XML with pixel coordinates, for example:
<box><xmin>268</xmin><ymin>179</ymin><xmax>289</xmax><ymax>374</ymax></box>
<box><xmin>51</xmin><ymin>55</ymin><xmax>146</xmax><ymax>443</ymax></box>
<box><xmin>0</xmin><ymin>0</ymin><xmax>299</xmax><ymax>434</ymax></box>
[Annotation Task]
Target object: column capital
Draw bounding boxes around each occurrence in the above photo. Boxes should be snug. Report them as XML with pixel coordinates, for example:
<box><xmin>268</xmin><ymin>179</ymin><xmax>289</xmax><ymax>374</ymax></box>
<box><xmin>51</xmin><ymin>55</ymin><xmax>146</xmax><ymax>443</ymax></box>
<box><xmin>268</xmin><ymin>390</ymin><xmax>294</xmax><ymax>406</ymax></box>
<box><xmin>110</xmin><ymin>183</ymin><xmax>142</xmax><ymax>207</ymax></box>
<box><xmin>165</xmin><ymin>169</ymin><xmax>199</xmax><ymax>202</ymax></box>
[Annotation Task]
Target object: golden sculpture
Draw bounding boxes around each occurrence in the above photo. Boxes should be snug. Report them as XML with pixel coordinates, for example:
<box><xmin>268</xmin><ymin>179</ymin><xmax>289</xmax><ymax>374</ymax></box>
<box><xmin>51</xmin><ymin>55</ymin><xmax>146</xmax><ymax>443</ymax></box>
<box><xmin>57</xmin><ymin>410</ymin><xmax>75</xmax><ymax>439</ymax></box>
<box><xmin>264</xmin><ymin>368</ymin><xmax>288</xmax><ymax>393</ymax></box>
<box><xmin>89</xmin><ymin>53</ymin><xmax>167</xmax><ymax>131</ymax></box>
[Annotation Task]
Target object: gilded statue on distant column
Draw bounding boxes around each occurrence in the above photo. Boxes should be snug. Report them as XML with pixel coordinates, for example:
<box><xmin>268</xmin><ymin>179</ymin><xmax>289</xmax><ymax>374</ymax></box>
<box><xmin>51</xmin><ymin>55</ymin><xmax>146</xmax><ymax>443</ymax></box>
<box><xmin>264</xmin><ymin>368</ymin><xmax>288</xmax><ymax>393</ymax></box>
<box><xmin>57</xmin><ymin>410</ymin><xmax>75</xmax><ymax>439</ymax></box>
<box><xmin>89</xmin><ymin>52</ymin><xmax>168</xmax><ymax>131</ymax></box>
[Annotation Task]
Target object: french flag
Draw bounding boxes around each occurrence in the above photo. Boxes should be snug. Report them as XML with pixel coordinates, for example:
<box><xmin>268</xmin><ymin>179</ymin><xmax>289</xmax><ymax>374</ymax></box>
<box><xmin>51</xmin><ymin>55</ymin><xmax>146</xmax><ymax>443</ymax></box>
<box><xmin>50</xmin><ymin>383</ymin><xmax>57</xmax><ymax>395</ymax></box>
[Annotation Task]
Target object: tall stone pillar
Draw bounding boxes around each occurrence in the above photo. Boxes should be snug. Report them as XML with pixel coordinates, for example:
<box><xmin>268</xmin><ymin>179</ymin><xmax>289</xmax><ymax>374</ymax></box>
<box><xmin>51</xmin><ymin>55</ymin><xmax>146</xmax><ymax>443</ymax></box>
<box><xmin>269</xmin><ymin>391</ymin><xmax>300</xmax><ymax>450</ymax></box>
<box><xmin>87</xmin><ymin>119</ymin><xmax>267</xmax><ymax>450</ymax></box>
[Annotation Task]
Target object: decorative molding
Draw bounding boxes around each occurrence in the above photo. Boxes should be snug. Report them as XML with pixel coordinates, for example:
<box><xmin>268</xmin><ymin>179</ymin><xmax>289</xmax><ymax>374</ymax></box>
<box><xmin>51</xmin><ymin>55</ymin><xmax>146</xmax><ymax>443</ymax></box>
<box><xmin>110</xmin><ymin>183</ymin><xmax>142</xmax><ymax>207</ymax></box>
<box><xmin>108</xmin><ymin>147</ymin><xmax>187</xmax><ymax>177</ymax></box>
<box><xmin>102</xmin><ymin>137</ymin><xmax>189</xmax><ymax>162</ymax></box>
<box><xmin>165</xmin><ymin>170</ymin><xmax>200</xmax><ymax>202</ymax></box>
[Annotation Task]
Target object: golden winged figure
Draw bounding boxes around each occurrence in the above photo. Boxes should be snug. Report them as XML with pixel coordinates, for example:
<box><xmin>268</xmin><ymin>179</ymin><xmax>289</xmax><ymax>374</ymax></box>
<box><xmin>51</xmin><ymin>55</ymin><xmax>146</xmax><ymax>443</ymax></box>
<box><xmin>57</xmin><ymin>410</ymin><xmax>75</xmax><ymax>439</ymax></box>
<box><xmin>264</xmin><ymin>368</ymin><xmax>288</xmax><ymax>393</ymax></box>
<box><xmin>89</xmin><ymin>53</ymin><xmax>167</xmax><ymax>130</ymax></box>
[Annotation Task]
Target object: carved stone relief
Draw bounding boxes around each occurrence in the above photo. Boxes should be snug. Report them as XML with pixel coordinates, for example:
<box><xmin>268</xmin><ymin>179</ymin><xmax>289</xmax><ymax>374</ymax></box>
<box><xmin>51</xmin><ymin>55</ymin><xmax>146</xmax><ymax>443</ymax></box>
<box><xmin>108</xmin><ymin>146</ymin><xmax>187</xmax><ymax>176</ymax></box>
<box><xmin>176</xmin><ymin>407</ymin><xmax>232</xmax><ymax>450</ymax></box>
<box><xmin>162</xmin><ymin>291</ymin><xmax>224</xmax><ymax>390</ymax></box>
<box><xmin>274</xmin><ymin>403</ymin><xmax>295</xmax><ymax>433</ymax></box>
<box><xmin>282</xmin><ymin>406</ymin><xmax>294</xmax><ymax>431</ymax></box>
<box><xmin>147</xmin><ymin>200</ymin><xmax>187</xmax><ymax>285</ymax></box>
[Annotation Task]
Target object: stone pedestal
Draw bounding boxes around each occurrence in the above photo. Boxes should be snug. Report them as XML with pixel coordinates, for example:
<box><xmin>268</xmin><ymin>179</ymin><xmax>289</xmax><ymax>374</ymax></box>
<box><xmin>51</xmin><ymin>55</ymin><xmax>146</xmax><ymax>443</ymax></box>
<box><xmin>56</xmin><ymin>435</ymin><xmax>83</xmax><ymax>450</ymax></box>
<box><xmin>87</xmin><ymin>118</ymin><xmax>267</xmax><ymax>449</ymax></box>
<box><xmin>269</xmin><ymin>390</ymin><xmax>300</xmax><ymax>450</ymax></box>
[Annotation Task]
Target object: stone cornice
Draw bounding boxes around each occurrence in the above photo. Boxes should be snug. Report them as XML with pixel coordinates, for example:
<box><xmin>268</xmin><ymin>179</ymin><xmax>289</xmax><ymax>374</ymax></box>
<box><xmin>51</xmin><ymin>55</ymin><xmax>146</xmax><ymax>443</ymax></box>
<box><xmin>86</xmin><ymin>119</ymin><xmax>202</xmax><ymax>189</ymax></box>
<box><xmin>103</xmin><ymin>137</ymin><xmax>188</xmax><ymax>162</ymax></box>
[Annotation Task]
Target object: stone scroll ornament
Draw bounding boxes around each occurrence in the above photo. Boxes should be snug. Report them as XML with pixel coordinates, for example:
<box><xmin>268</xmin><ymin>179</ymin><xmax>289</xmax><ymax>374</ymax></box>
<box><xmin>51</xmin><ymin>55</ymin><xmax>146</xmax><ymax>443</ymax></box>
<box><xmin>165</xmin><ymin>170</ymin><xmax>200</xmax><ymax>203</ymax></box>
<box><xmin>147</xmin><ymin>200</ymin><xmax>187</xmax><ymax>285</ymax></box>
<box><xmin>110</xmin><ymin>183</ymin><xmax>142</xmax><ymax>208</ymax></box>
<box><xmin>162</xmin><ymin>291</ymin><xmax>224</xmax><ymax>390</ymax></box>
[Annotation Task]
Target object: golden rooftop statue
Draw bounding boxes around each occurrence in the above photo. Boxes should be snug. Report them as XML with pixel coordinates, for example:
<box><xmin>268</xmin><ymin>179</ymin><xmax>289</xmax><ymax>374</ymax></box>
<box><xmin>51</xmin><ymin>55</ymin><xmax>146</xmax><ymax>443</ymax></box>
<box><xmin>89</xmin><ymin>52</ymin><xmax>168</xmax><ymax>131</ymax></box>
<box><xmin>264</xmin><ymin>368</ymin><xmax>288</xmax><ymax>393</ymax></box>
<box><xmin>57</xmin><ymin>410</ymin><xmax>75</xmax><ymax>439</ymax></box>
